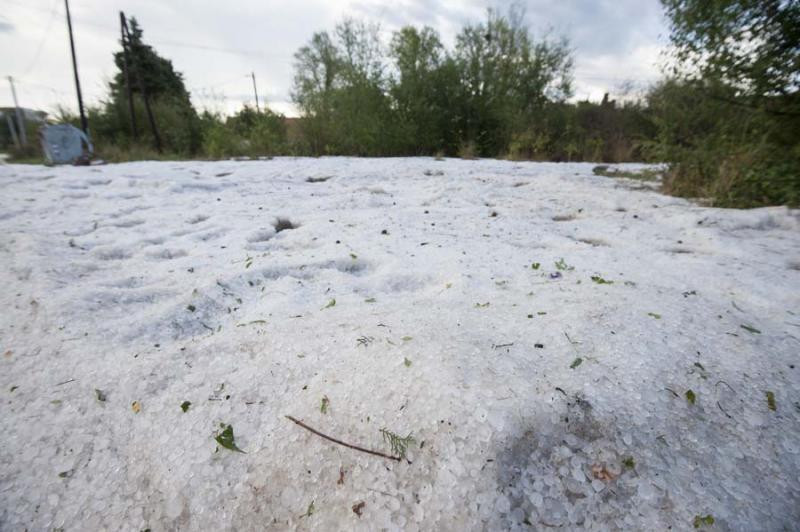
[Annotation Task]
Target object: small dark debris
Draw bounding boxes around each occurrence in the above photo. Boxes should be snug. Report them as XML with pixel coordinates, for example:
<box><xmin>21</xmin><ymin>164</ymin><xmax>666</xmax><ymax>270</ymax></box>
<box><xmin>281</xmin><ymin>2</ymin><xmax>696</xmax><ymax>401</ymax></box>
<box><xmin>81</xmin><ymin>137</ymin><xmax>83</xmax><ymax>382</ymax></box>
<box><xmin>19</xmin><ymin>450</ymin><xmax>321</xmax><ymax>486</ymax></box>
<box><xmin>273</xmin><ymin>218</ymin><xmax>297</xmax><ymax>232</ymax></box>
<box><xmin>534</xmin><ymin>343</ymin><xmax>544</xmax><ymax>349</ymax></box>
<box><xmin>352</xmin><ymin>501</ymin><xmax>365</xmax><ymax>517</ymax></box>
<box><xmin>381</xmin><ymin>229</ymin><xmax>388</xmax><ymax>235</ymax></box>
<box><xmin>187</xmin><ymin>304</ymin><xmax>196</xmax><ymax>312</ymax></box>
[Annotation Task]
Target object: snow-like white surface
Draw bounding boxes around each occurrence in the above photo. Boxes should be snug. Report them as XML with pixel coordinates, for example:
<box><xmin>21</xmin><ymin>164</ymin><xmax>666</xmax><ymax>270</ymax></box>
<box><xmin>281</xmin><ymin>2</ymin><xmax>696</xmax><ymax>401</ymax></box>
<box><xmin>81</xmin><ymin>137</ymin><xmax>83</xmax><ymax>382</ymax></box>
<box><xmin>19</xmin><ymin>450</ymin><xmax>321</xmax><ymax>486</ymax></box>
<box><xmin>1</xmin><ymin>158</ymin><xmax>799</xmax><ymax>531</ymax></box>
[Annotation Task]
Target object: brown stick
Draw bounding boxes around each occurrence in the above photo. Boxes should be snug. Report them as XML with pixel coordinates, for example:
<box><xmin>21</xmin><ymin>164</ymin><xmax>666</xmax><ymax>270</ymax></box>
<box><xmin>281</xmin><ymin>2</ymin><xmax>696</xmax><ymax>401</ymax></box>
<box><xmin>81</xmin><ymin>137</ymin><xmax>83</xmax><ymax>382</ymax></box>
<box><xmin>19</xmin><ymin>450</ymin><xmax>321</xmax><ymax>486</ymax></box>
<box><xmin>285</xmin><ymin>415</ymin><xmax>400</xmax><ymax>461</ymax></box>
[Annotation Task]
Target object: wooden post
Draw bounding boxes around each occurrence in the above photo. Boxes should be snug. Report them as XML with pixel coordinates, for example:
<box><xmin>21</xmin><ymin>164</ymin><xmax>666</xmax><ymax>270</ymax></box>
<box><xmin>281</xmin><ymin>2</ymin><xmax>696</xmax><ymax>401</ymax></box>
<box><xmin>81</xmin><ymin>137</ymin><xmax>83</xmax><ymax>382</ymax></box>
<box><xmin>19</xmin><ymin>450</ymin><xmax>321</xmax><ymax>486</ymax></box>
<box><xmin>119</xmin><ymin>11</ymin><xmax>138</xmax><ymax>138</ymax></box>
<box><xmin>251</xmin><ymin>72</ymin><xmax>260</xmax><ymax>112</ymax></box>
<box><xmin>64</xmin><ymin>0</ymin><xmax>88</xmax><ymax>135</ymax></box>
<box><xmin>7</xmin><ymin>76</ymin><xmax>27</xmax><ymax>146</ymax></box>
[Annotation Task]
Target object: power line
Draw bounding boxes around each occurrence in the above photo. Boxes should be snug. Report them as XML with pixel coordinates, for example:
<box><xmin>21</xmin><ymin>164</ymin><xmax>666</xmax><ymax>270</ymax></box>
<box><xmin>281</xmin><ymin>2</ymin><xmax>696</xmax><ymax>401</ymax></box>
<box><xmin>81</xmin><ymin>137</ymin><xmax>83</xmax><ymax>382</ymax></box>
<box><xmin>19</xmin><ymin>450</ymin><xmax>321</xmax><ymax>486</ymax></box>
<box><xmin>21</xmin><ymin>0</ymin><xmax>61</xmax><ymax>76</ymax></box>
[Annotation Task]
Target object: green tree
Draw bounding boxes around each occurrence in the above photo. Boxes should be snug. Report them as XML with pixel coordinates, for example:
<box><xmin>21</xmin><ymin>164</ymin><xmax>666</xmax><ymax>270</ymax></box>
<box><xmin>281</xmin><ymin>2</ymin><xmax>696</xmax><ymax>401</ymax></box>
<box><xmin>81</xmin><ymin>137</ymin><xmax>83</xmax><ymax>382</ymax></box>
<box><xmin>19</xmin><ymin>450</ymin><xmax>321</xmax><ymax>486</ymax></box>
<box><xmin>292</xmin><ymin>19</ymin><xmax>392</xmax><ymax>155</ymax></box>
<box><xmin>453</xmin><ymin>7</ymin><xmax>573</xmax><ymax>155</ymax></box>
<box><xmin>101</xmin><ymin>17</ymin><xmax>201</xmax><ymax>154</ymax></box>
<box><xmin>655</xmin><ymin>0</ymin><xmax>800</xmax><ymax>207</ymax></box>
<box><xmin>662</xmin><ymin>0</ymin><xmax>800</xmax><ymax>99</ymax></box>
<box><xmin>388</xmin><ymin>26</ymin><xmax>448</xmax><ymax>153</ymax></box>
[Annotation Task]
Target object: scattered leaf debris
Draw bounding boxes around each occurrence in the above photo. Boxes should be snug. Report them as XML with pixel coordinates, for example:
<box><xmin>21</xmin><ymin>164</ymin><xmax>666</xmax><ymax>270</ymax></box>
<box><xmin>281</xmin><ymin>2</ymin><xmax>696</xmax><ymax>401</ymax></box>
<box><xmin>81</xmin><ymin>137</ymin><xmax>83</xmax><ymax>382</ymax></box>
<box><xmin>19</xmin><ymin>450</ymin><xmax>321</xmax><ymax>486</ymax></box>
<box><xmin>322</xmin><ymin>299</ymin><xmax>336</xmax><ymax>310</ymax></box>
<box><xmin>685</xmin><ymin>390</ymin><xmax>696</xmax><ymax>405</ymax></box>
<box><xmin>352</xmin><ymin>501</ymin><xmax>365</xmax><ymax>517</ymax></box>
<box><xmin>95</xmin><ymin>389</ymin><xmax>106</xmax><ymax>402</ymax></box>
<box><xmin>693</xmin><ymin>514</ymin><xmax>714</xmax><ymax>528</ymax></box>
<box><xmin>131</xmin><ymin>401</ymin><xmax>141</xmax><ymax>413</ymax></box>
<box><xmin>181</xmin><ymin>401</ymin><xmax>191</xmax><ymax>413</ymax></box>
<box><xmin>320</xmin><ymin>395</ymin><xmax>330</xmax><ymax>414</ymax></box>
<box><xmin>591</xmin><ymin>463</ymin><xmax>617</xmax><ymax>481</ymax></box>
<box><xmin>740</xmin><ymin>324</ymin><xmax>761</xmax><ymax>334</ymax></box>
<box><xmin>570</xmin><ymin>357</ymin><xmax>583</xmax><ymax>369</ymax></box>
<box><xmin>215</xmin><ymin>424</ymin><xmax>245</xmax><ymax>453</ymax></box>
<box><xmin>766</xmin><ymin>391</ymin><xmax>776</xmax><ymax>411</ymax></box>
<box><xmin>554</xmin><ymin>258</ymin><xmax>574</xmax><ymax>271</ymax></box>
<box><xmin>404</xmin><ymin>357</ymin><xmax>412</xmax><ymax>367</ymax></box>
<box><xmin>591</xmin><ymin>275</ymin><xmax>614</xmax><ymax>285</ymax></box>
<box><xmin>380</xmin><ymin>428</ymin><xmax>416</xmax><ymax>459</ymax></box>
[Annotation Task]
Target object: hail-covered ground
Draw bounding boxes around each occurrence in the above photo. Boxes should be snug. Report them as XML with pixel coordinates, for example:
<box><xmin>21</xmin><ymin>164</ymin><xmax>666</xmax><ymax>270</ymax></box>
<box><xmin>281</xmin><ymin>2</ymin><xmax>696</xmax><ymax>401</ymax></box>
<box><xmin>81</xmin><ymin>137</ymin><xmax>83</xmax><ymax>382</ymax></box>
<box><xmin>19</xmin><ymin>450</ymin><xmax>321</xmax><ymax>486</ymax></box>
<box><xmin>0</xmin><ymin>157</ymin><xmax>799</xmax><ymax>531</ymax></box>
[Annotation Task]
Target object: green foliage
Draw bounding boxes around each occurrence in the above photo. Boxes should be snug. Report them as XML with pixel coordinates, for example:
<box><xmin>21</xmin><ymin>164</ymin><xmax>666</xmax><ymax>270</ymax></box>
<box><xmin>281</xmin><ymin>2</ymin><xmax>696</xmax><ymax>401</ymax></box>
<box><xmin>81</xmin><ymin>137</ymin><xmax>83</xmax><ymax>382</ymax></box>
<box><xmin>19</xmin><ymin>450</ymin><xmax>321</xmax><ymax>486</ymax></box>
<box><xmin>214</xmin><ymin>424</ymin><xmax>245</xmax><ymax>453</ymax></box>
<box><xmin>290</xmin><ymin>9</ymin><xmax>585</xmax><ymax>159</ymax></box>
<box><xmin>201</xmin><ymin>106</ymin><xmax>286</xmax><ymax>158</ymax></box>
<box><xmin>693</xmin><ymin>514</ymin><xmax>714</xmax><ymax>528</ymax></box>
<box><xmin>380</xmin><ymin>428</ymin><xmax>415</xmax><ymax>459</ymax></box>
<box><xmin>320</xmin><ymin>395</ymin><xmax>329</xmax><ymax>414</ymax></box>
<box><xmin>647</xmin><ymin>79</ymin><xmax>799</xmax><ymax>207</ymax></box>
<box><xmin>292</xmin><ymin>19</ymin><xmax>392</xmax><ymax>156</ymax></box>
<box><xmin>766</xmin><ymin>391</ymin><xmax>776</xmax><ymax>411</ymax></box>
<box><xmin>555</xmin><ymin>258</ymin><xmax>574</xmax><ymax>271</ymax></box>
<box><xmin>685</xmin><ymin>389</ymin><xmax>696</xmax><ymax>405</ymax></box>
<box><xmin>662</xmin><ymin>0</ymin><xmax>799</xmax><ymax>99</ymax></box>
<box><xmin>656</xmin><ymin>1</ymin><xmax>800</xmax><ymax>208</ymax></box>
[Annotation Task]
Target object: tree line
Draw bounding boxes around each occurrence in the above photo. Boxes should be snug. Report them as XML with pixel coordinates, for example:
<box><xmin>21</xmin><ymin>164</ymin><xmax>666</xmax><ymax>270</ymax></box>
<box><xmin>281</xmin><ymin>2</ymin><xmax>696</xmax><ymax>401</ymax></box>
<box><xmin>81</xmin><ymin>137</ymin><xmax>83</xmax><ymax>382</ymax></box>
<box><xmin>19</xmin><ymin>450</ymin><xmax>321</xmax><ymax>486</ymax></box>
<box><xmin>7</xmin><ymin>1</ymin><xmax>798</xmax><ymax>207</ymax></box>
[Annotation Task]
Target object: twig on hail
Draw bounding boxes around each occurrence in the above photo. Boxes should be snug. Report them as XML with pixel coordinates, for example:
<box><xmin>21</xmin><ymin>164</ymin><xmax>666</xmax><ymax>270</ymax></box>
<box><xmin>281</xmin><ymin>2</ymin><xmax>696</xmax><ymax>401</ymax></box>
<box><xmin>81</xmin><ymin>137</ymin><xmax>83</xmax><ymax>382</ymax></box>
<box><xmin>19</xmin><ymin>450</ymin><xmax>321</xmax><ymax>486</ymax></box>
<box><xmin>285</xmin><ymin>415</ymin><xmax>401</xmax><ymax>461</ymax></box>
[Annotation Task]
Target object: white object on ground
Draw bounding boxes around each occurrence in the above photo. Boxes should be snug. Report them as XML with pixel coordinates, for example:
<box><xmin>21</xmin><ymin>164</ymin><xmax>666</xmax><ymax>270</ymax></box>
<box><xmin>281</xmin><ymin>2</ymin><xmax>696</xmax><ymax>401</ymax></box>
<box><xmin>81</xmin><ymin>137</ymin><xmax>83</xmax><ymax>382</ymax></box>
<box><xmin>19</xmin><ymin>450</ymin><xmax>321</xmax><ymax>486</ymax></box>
<box><xmin>0</xmin><ymin>158</ymin><xmax>798</xmax><ymax>531</ymax></box>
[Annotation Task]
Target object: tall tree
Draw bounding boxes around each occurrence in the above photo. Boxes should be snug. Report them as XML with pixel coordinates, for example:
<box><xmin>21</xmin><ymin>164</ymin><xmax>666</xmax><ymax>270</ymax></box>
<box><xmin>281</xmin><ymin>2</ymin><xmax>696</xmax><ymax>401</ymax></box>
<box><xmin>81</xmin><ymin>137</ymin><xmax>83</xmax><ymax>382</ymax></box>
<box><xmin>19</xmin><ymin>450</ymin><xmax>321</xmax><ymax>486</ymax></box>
<box><xmin>111</xmin><ymin>18</ymin><xmax>192</xmax><ymax>104</ymax></box>
<box><xmin>388</xmin><ymin>26</ymin><xmax>454</xmax><ymax>153</ymax></box>
<box><xmin>662</xmin><ymin>0</ymin><xmax>800</xmax><ymax>99</ymax></box>
<box><xmin>292</xmin><ymin>19</ymin><xmax>391</xmax><ymax>155</ymax></box>
<box><xmin>454</xmin><ymin>7</ymin><xmax>573</xmax><ymax>155</ymax></box>
<box><xmin>103</xmin><ymin>17</ymin><xmax>200</xmax><ymax>153</ymax></box>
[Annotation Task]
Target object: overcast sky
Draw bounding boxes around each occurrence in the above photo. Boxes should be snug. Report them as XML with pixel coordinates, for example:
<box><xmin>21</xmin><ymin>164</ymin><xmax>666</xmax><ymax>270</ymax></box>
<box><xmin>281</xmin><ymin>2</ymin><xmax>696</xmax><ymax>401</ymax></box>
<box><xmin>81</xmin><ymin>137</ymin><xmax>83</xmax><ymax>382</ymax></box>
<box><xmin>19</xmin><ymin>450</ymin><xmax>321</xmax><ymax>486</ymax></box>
<box><xmin>0</xmin><ymin>0</ymin><xmax>668</xmax><ymax>117</ymax></box>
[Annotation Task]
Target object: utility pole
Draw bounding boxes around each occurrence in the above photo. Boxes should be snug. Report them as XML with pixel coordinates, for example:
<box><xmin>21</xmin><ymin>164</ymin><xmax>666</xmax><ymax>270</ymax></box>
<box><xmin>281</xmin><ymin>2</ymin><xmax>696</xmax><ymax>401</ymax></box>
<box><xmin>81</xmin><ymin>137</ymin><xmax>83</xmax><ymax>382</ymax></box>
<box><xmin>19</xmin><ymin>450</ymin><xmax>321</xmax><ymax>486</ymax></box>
<box><xmin>251</xmin><ymin>72</ymin><xmax>260</xmax><ymax>112</ymax></box>
<box><xmin>64</xmin><ymin>0</ymin><xmax>88</xmax><ymax>135</ymax></box>
<box><xmin>7</xmin><ymin>76</ymin><xmax>27</xmax><ymax>146</ymax></box>
<box><xmin>119</xmin><ymin>11</ymin><xmax>137</xmax><ymax>138</ymax></box>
